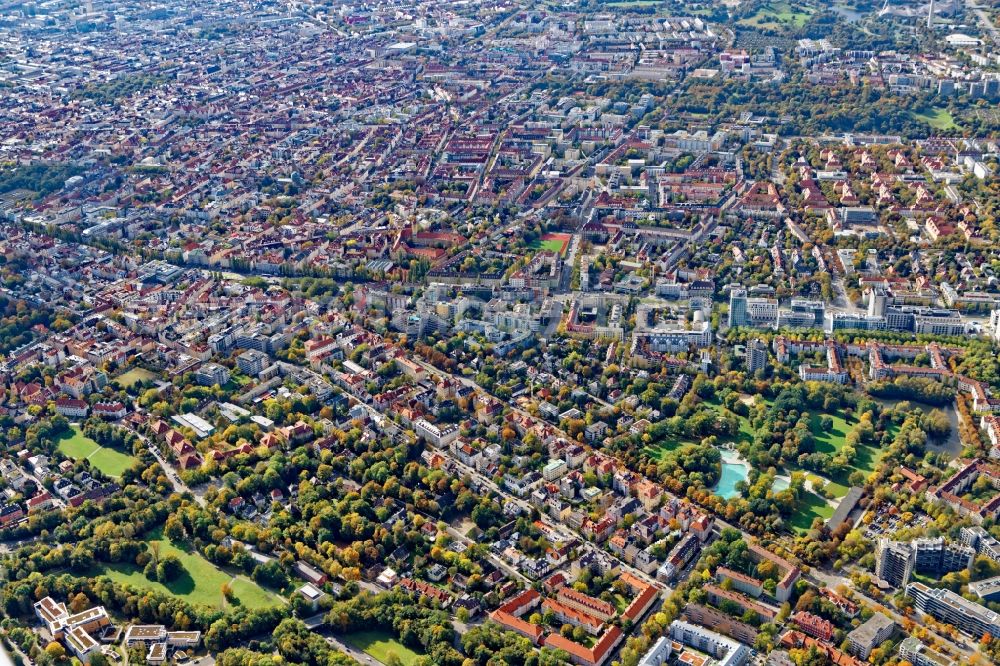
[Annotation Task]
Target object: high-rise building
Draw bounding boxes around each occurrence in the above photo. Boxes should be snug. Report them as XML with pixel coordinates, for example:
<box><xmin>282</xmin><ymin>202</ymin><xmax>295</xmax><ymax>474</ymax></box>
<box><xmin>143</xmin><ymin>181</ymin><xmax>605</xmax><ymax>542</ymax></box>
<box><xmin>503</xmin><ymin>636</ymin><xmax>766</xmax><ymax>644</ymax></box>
<box><xmin>989</xmin><ymin>310</ymin><xmax>1000</xmax><ymax>343</ymax></box>
<box><xmin>876</xmin><ymin>538</ymin><xmax>973</xmax><ymax>588</ymax></box>
<box><xmin>960</xmin><ymin>526</ymin><xmax>1000</xmax><ymax>562</ymax></box>
<box><xmin>746</xmin><ymin>339</ymin><xmax>769</xmax><ymax>374</ymax></box>
<box><xmin>868</xmin><ymin>286</ymin><xmax>888</xmax><ymax>318</ymax></box>
<box><xmin>876</xmin><ymin>539</ymin><xmax>914</xmax><ymax>587</ymax></box>
<box><xmin>913</xmin><ymin>537</ymin><xmax>975</xmax><ymax>576</ymax></box>
<box><xmin>729</xmin><ymin>288</ymin><xmax>748</xmax><ymax>328</ymax></box>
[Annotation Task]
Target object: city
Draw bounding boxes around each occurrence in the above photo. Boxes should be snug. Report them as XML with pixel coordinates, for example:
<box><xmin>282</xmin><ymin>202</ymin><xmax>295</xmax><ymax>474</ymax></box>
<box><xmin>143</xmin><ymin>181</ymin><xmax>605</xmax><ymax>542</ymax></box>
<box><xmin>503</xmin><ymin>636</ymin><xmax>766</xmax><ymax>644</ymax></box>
<box><xmin>2</xmin><ymin>0</ymin><xmax>1000</xmax><ymax>665</ymax></box>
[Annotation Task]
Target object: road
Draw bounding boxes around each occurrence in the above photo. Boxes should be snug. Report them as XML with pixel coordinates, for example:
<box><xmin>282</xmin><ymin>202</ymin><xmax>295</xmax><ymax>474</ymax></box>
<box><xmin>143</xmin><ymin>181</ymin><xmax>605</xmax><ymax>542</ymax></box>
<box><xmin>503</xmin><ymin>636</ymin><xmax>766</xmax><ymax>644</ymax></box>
<box><xmin>805</xmin><ymin>568</ymin><xmax>976</xmax><ymax>659</ymax></box>
<box><xmin>831</xmin><ymin>276</ymin><xmax>861</xmax><ymax>314</ymax></box>
<box><xmin>410</xmin><ymin>358</ymin><xmax>665</xmax><ymax>591</ymax></box>
<box><xmin>968</xmin><ymin>0</ymin><xmax>1000</xmax><ymax>43</ymax></box>
<box><xmin>408</xmin><ymin>350</ymin><xmax>983</xmax><ymax>659</ymax></box>
<box><xmin>324</xmin><ymin>634</ymin><xmax>381</xmax><ymax>666</ymax></box>
<box><xmin>126</xmin><ymin>425</ymin><xmax>207</xmax><ymax>508</ymax></box>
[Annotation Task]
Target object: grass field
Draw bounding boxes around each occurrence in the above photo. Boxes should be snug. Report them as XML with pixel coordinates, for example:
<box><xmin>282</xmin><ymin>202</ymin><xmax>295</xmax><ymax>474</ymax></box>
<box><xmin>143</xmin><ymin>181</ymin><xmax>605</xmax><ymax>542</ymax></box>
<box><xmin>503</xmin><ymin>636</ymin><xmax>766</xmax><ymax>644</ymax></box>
<box><xmin>57</xmin><ymin>427</ymin><xmax>135</xmax><ymax>479</ymax></box>
<box><xmin>530</xmin><ymin>232</ymin><xmax>571</xmax><ymax>257</ymax></box>
<box><xmin>99</xmin><ymin>529</ymin><xmax>282</xmax><ymax>610</ymax></box>
<box><xmin>807</xmin><ymin>411</ymin><xmax>884</xmax><ymax>477</ymax></box>
<box><xmin>809</xmin><ymin>411</ymin><xmax>850</xmax><ymax>456</ymax></box>
<box><xmin>643</xmin><ymin>438</ymin><xmax>695</xmax><ymax>460</ymax></box>
<box><xmin>738</xmin><ymin>1</ymin><xmax>814</xmax><ymax>28</ymax></box>
<box><xmin>341</xmin><ymin>630</ymin><xmax>423</xmax><ymax>666</ymax></box>
<box><xmin>913</xmin><ymin>107</ymin><xmax>959</xmax><ymax>130</ymax></box>
<box><xmin>705</xmin><ymin>398</ymin><xmax>758</xmax><ymax>446</ymax></box>
<box><xmin>115</xmin><ymin>368</ymin><xmax>158</xmax><ymax>388</ymax></box>
<box><xmin>806</xmin><ymin>472</ymin><xmax>850</xmax><ymax>499</ymax></box>
<box><xmin>789</xmin><ymin>491</ymin><xmax>835</xmax><ymax>533</ymax></box>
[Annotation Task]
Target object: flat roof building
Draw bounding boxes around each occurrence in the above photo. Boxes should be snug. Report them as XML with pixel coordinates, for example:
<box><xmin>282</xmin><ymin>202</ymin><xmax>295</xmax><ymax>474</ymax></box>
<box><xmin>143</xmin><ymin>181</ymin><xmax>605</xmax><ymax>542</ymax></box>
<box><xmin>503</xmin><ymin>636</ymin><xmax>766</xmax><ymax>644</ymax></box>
<box><xmin>907</xmin><ymin>581</ymin><xmax>1000</xmax><ymax>639</ymax></box>
<box><xmin>846</xmin><ymin>613</ymin><xmax>895</xmax><ymax>659</ymax></box>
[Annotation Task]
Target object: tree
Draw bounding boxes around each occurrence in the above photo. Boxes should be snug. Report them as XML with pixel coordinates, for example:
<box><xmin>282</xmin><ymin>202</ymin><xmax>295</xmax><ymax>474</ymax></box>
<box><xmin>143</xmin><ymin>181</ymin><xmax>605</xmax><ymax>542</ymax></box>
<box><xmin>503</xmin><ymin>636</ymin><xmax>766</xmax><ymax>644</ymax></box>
<box><xmin>157</xmin><ymin>554</ymin><xmax>185</xmax><ymax>582</ymax></box>
<box><xmin>69</xmin><ymin>592</ymin><xmax>91</xmax><ymax>613</ymax></box>
<box><xmin>44</xmin><ymin>642</ymin><xmax>66</xmax><ymax>660</ymax></box>
<box><xmin>69</xmin><ymin>545</ymin><xmax>94</xmax><ymax>572</ymax></box>
<box><xmin>164</xmin><ymin>516</ymin><xmax>186</xmax><ymax>542</ymax></box>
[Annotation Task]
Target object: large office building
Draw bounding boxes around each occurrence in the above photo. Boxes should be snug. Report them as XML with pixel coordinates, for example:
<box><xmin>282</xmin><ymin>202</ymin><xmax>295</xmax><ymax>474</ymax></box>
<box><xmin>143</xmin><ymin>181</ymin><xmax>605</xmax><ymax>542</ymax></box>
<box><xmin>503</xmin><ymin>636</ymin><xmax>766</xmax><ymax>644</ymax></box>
<box><xmin>827</xmin><ymin>290</ymin><xmax>965</xmax><ymax>335</ymax></box>
<box><xmin>728</xmin><ymin>288</ymin><xmax>778</xmax><ymax>329</ymax></box>
<box><xmin>826</xmin><ymin>312</ymin><xmax>888</xmax><ymax>332</ymax></box>
<box><xmin>730</xmin><ymin>289</ymin><xmax>823</xmax><ymax>331</ymax></box>
<box><xmin>907</xmin><ymin>581</ymin><xmax>1000</xmax><ymax>638</ymax></box>
<box><xmin>777</xmin><ymin>299</ymin><xmax>825</xmax><ymax>329</ymax></box>
<box><xmin>728</xmin><ymin>288</ymin><xmax>749</xmax><ymax>328</ymax></box>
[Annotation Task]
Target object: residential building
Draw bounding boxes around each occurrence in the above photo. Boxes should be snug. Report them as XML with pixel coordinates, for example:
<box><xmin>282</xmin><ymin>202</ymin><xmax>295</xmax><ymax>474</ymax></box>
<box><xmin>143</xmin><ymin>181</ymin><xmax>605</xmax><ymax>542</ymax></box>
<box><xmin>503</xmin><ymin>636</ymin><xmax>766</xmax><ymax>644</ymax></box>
<box><xmin>897</xmin><ymin>637</ymin><xmax>954</xmax><ymax>666</ymax></box>
<box><xmin>194</xmin><ymin>362</ymin><xmax>230</xmax><ymax>387</ymax></box>
<box><xmin>846</xmin><ymin>613</ymin><xmax>895</xmax><ymax>659</ymax></box>
<box><xmin>876</xmin><ymin>538</ymin><xmax>915</xmax><ymax>587</ymax></box>
<box><xmin>746</xmin><ymin>338</ymin><xmax>768</xmax><ymax>373</ymax></box>
<box><xmin>907</xmin><ymin>581</ymin><xmax>1000</xmax><ymax>638</ymax></box>
<box><xmin>669</xmin><ymin>621</ymin><xmax>751</xmax><ymax>666</ymax></box>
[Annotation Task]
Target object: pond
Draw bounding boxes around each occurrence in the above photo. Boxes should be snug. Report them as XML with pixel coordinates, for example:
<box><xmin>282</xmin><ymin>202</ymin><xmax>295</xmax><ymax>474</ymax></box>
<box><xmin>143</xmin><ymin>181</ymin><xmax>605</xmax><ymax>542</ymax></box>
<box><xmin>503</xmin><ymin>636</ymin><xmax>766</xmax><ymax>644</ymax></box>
<box><xmin>874</xmin><ymin>397</ymin><xmax>963</xmax><ymax>458</ymax></box>
<box><xmin>830</xmin><ymin>4</ymin><xmax>865</xmax><ymax>22</ymax></box>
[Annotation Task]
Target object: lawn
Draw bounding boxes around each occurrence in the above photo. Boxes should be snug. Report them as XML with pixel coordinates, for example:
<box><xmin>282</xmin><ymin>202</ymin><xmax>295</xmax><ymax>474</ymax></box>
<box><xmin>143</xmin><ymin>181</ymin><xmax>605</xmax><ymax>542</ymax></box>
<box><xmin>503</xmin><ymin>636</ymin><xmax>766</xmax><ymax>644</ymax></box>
<box><xmin>806</xmin><ymin>472</ymin><xmax>850</xmax><ymax>499</ymax></box>
<box><xmin>341</xmin><ymin>630</ymin><xmax>423</xmax><ymax>666</ymax></box>
<box><xmin>738</xmin><ymin>1</ymin><xmax>814</xmax><ymax>28</ymax></box>
<box><xmin>605</xmin><ymin>0</ymin><xmax>662</xmax><ymax>5</ymax></box>
<box><xmin>99</xmin><ymin>529</ymin><xmax>282</xmax><ymax>610</ymax></box>
<box><xmin>913</xmin><ymin>107</ymin><xmax>959</xmax><ymax>130</ymax></box>
<box><xmin>705</xmin><ymin>398</ymin><xmax>757</xmax><ymax>445</ymax></box>
<box><xmin>808</xmin><ymin>411</ymin><xmax>884</xmax><ymax>476</ymax></box>
<box><xmin>115</xmin><ymin>367</ymin><xmax>159</xmax><ymax>388</ymax></box>
<box><xmin>643</xmin><ymin>438</ymin><xmax>694</xmax><ymax>460</ymax></box>
<box><xmin>808</xmin><ymin>411</ymin><xmax>850</xmax><ymax>456</ymax></box>
<box><xmin>789</xmin><ymin>491</ymin><xmax>835</xmax><ymax>533</ymax></box>
<box><xmin>57</xmin><ymin>427</ymin><xmax>135</xmax><ymax>479</ymax></box>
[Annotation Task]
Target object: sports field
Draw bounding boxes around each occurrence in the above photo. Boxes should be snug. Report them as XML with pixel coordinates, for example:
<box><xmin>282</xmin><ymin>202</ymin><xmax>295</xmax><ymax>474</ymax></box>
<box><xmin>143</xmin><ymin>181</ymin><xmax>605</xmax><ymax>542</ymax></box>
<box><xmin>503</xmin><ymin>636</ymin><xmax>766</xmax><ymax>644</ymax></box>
<box><xmin>115</xmin><ymin>368</ymin><xmax>159</xmax><ymax>388</ymax></box>
<box><xmin>530</xmin><ymin>232</ymin><xmax>571</xmax><ymax>257</ymax></box>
